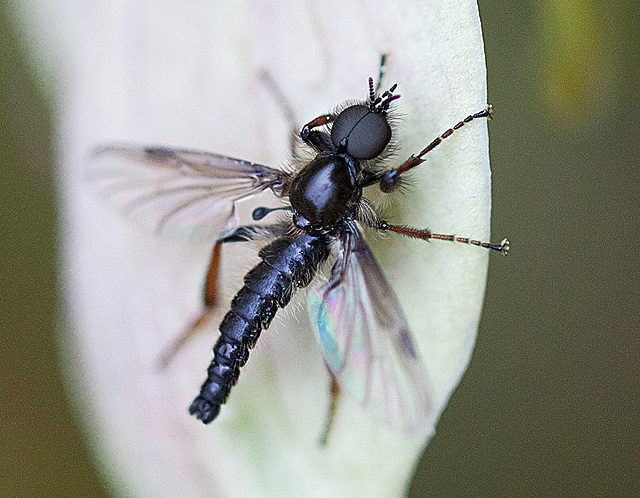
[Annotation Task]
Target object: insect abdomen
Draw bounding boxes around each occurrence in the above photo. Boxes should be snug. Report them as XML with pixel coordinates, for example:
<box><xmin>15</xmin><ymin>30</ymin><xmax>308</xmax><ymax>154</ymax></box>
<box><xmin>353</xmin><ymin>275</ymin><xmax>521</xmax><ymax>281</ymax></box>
<box><xmin>189</xmin><ymin>232</ymin><xmax>329</xmax><ymax>423</ymax></box>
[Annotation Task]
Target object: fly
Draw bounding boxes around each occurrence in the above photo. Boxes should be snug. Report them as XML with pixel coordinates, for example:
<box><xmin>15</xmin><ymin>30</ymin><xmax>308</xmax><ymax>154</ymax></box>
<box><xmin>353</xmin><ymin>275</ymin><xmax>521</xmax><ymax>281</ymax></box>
<box><xmin>90</xmin><ymin>55</ymin><xmax>508</xmax><ymax>438</ymax></box>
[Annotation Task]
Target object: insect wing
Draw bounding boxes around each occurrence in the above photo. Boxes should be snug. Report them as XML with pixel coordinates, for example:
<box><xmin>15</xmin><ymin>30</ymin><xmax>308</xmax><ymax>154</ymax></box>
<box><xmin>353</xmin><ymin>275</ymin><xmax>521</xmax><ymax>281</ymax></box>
<box><xmin>89</xmin><ymin>145</ymin><xmax>286</xmax><ymax>243</ymax></box>
<box><xmin>308</xmin><ymin>228</ymin><xmax>433</xmax><ymax>431</ymax></box>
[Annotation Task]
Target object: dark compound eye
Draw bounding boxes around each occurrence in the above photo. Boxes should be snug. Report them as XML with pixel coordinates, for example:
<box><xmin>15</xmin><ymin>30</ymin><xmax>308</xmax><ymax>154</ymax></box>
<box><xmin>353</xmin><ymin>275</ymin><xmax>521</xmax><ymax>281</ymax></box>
<box><xmin>331</xmin><ymin>105</ymin><xmax>391</xmax><ymax>160</ymax></box>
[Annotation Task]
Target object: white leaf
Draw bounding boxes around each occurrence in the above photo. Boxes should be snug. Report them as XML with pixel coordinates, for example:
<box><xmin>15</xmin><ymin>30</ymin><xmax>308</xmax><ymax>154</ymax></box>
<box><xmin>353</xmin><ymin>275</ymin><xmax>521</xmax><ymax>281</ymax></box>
<box><xmin>10</xmin><ymin>0</ymin><xmax>493</xmax><ymax>496</ymax></box>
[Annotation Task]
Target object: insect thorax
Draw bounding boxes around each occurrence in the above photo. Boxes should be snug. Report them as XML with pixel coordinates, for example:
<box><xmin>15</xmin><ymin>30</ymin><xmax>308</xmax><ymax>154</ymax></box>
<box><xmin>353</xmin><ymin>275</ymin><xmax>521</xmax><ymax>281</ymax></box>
<box><xmin>289</xmin><ymin>155</ymin><xmax>361</xmax><ymax>230</ymax></box>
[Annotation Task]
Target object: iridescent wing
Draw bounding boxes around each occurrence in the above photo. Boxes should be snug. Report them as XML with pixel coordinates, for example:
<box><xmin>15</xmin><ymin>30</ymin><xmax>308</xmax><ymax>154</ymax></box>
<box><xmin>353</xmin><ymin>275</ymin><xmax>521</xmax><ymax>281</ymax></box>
<box><xmin>307</xmin><ymin>224</ymin><xmax>433</xmax><ymax>431</ymax></box>
<box><xmin>89</xmin><ymin>145</ymin><xmax>288</xmax><ymax>243</ymax></box>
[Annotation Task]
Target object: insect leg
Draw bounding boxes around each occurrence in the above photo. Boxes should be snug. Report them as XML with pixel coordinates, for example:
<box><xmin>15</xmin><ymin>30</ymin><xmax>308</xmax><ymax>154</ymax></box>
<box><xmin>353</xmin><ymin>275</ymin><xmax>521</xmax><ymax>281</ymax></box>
<box><xmin>299</xmin><ymin>113</ymin><xmax>336</xmax><ymax>150</ymax></box>
<box><xmin>157</xmin><ymin>225</ymin><xmax>278</xmax><ymax>368</ymax></box>
<box><xmin>376</xmin><ymin>105</ymin><xmax>493</xmax><ymax>192</ymax></box>
<box><xmin>258</xmin><ymin>70</ymin><xmax>300</xmax><ymax>157</ymax></box>
<box><xmin>318</xmin><ymin>373</ymin><xmax>341</xmax><ymax>446</ymax></box>
<box><xmin>373</xmin><ymin>52</ymin><xmax>392</xmax><ymax>97</ymax></box>
<box><xmin>373</xmin><ymin>220</ymin><xmax>509</xmax><ymax>255</ymax></box>
<box><xmin>258</xmin><ymin>70</ymin><xmax>345</xmax><ymax>156</ymax></box>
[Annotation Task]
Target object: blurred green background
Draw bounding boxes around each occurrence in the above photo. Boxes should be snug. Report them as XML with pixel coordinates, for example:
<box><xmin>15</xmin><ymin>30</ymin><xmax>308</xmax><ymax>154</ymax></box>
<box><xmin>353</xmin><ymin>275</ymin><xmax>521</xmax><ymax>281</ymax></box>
<box><xmin>1</xmin><ymin>1</ymin><xmax>637</xmax><ymax>496</ymax></box>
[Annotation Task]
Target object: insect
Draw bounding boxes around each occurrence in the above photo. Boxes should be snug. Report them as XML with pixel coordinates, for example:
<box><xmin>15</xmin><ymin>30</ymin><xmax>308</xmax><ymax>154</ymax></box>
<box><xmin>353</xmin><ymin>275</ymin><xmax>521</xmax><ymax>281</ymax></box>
<box><xmin>90</xmin><ymin>55</ymin><xmax>508</xmax><ymax>437</ymax></box>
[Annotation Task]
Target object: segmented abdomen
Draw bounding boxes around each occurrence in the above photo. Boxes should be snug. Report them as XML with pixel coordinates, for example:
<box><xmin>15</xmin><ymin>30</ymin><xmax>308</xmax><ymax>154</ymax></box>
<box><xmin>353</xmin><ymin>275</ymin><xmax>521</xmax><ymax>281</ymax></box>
<box><xmin>189</xmin><ymin>232</ymin><xmax>329</xmax><ymax>423</ymax></box>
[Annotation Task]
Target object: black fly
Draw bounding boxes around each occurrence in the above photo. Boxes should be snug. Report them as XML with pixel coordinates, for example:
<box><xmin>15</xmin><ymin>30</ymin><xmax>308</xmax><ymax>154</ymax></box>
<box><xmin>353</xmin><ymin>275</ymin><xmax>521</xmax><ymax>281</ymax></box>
<box><xmin>90</xmin><ymin>55</ymin><xmax>508</xmax><ymax>435</ymax></box>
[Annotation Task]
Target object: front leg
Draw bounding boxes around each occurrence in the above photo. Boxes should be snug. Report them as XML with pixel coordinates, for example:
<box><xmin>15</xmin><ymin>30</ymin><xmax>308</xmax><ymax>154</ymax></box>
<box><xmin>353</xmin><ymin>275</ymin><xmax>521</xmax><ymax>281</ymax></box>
<box><xmin>299</xmin><ymin>113</ymin><xmax>336</xmax><ymax>151</ymax></box>
<box><xmin>365</xmin><ymin>105</ymin><xmax>493</xmax><ymax>191</ymax></box>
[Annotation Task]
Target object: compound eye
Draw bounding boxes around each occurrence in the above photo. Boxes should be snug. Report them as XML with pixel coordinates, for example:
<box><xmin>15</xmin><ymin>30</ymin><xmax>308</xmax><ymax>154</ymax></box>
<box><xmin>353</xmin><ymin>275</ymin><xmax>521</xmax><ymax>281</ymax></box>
<box><xmin>331</xmin><ymin>105</ymin><xmax>391</xmax><ymax>160</ymax></box>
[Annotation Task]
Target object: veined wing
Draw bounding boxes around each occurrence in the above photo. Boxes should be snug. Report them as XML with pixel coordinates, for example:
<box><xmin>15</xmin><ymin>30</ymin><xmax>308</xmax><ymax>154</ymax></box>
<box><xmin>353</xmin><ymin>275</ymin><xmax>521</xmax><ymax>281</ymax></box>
<box><xmin>89</xmin><ymin>145</ymin><xmax>288</xmax><ymax>243</ymax></box>
<box><xmin>308</xmin><ymin>224</ymin><xmax>433</xmax><ymax>431</ymax></box>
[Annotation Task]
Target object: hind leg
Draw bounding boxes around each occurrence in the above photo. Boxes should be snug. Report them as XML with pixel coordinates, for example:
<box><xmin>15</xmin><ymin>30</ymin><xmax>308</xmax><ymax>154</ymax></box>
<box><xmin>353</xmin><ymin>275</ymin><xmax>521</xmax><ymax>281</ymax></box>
<box><xmin>318</xmin><ymin>372</ymin><xmax>341</xmax><ymax>446</ymax></box>
<box><xmin>157</xmin><ymin>225</ymin><xmax>277</xmax><ymax>368</ymax></box>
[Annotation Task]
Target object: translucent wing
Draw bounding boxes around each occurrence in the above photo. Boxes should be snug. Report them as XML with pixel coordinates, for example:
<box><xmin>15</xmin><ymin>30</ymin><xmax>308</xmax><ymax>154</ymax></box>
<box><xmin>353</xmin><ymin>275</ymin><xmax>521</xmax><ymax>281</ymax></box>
<box><xmin>89</xmin><ymin>145</ymin><xmax>288</xmax><ymax>243</ymax></box>
<box><xmin>308</xmin><ymin>225</ymin><xmax>433</xmax><ymax>431</ymax></box>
